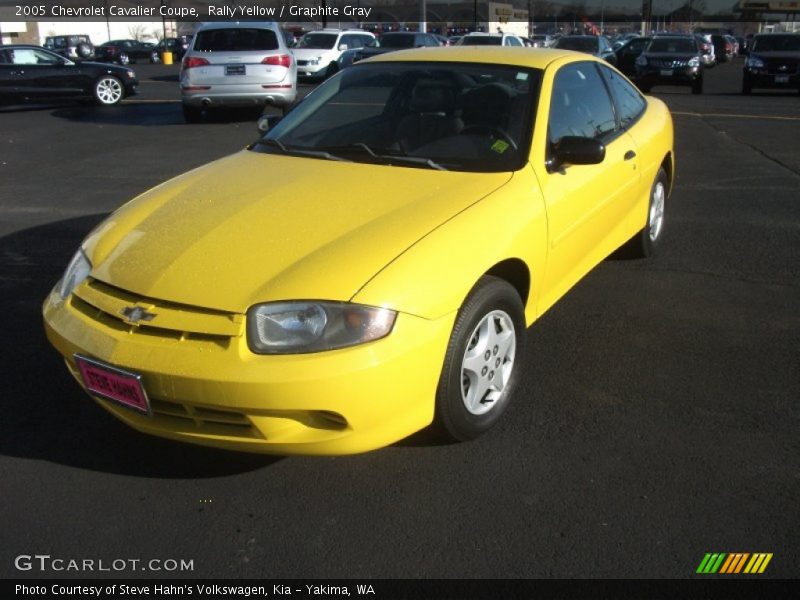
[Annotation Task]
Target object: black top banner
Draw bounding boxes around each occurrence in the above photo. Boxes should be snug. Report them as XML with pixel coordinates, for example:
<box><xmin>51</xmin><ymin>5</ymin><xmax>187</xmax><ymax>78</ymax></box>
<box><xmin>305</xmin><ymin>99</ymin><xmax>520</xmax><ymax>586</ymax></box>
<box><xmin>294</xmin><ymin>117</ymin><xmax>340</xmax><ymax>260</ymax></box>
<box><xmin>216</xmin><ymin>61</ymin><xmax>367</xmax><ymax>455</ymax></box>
<box><xmin>0</xmin><ymin>0</ymin><xmax>765</xmax><ymax>24</ymax></box>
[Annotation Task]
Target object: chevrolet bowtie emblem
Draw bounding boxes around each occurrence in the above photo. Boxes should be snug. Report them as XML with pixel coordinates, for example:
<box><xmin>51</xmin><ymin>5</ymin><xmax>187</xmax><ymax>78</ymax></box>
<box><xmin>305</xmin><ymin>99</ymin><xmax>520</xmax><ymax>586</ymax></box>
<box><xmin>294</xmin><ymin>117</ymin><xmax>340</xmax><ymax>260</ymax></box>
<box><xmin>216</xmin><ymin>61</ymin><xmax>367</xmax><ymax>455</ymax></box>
<box><xmin>121</xmin><ymin>306</ymin><xmax>156</xmax><ymax>324</ymax></box>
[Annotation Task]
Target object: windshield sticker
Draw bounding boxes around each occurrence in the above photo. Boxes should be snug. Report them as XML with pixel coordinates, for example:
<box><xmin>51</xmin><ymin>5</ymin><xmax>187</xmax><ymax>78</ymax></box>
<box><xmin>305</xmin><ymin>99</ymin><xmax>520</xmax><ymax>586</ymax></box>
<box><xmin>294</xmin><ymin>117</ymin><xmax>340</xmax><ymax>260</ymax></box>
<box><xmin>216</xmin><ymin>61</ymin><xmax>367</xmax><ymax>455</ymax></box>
<box><xmin>491</xmin><ymin>140</ymin><xmax>510</xmax><ymax>154</ymax></box>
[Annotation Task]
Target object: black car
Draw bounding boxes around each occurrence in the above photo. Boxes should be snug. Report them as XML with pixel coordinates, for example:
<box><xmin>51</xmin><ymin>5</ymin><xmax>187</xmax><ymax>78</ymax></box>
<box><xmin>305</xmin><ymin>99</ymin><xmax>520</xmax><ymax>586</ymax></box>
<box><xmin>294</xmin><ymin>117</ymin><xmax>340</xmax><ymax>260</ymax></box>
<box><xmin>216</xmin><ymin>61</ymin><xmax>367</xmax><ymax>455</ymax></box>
<box><xmin>43</xmin><ymin>35</ymin><xmax>94</xmax><ymax>60</ymax></box>
<box><xmin>742</xmin><ymin>33</ymin><xmax>800</xmax><ymax>95</ymax></box>
<box><xmin>635</xmin><ymin>35</ymin><xmax>704</xmax><ymax>94</ymax></box>
<box><xmin>612</xmin><ymin>36</ymin><xmax>651</xmax><ymax>77</ymax></box>
<box><xmin>94</xmin><ymin>39</ymin><xmax>155</xmax><ymax>65</ymax></box>
<box><xmin>553</xmin><ymin>35</ymin><xmax>616</xmax><ymax>64</ymax></box>
<box><xmin>339</xmin><ymin>32</ymin><xmax>440</xmax><ymax>68</ymax></box>
<box><xmin>0</xmin><ymin>45</ymin><xmax>138</xmax><ymax>106</ymax></box>
<box><xmin>149</xmin><ymin>37</ymin><xmax>191</xmax><ymax>63</ymax></box>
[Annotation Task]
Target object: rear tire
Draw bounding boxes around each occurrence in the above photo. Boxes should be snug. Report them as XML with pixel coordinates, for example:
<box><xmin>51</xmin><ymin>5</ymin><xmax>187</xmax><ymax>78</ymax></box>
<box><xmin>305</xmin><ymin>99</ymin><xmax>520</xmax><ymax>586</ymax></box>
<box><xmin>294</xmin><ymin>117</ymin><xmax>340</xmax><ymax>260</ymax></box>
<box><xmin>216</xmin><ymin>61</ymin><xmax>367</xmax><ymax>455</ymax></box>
<box><xmin>182</xmin><ymin>104</ymin><xmax>202</xmax><ymax>124</ymax></box>
<box><xmin>624</xmin><ymin>167</ymin><xmax>668</xmax><ymax>258</ymax></box>
<box><xmin>434</xmin><ymin>276</ymin><xmax>525</xmax><ymax>442</ymax></box>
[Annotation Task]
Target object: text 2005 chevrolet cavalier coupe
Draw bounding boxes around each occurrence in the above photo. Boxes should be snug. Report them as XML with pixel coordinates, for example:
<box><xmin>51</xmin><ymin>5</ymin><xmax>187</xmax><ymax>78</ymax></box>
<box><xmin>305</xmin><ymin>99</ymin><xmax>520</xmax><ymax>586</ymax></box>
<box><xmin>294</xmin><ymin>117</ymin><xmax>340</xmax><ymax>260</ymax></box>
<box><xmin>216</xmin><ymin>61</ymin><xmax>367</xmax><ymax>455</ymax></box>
<box><xmin>44</xmin><ymin>47</ymin><xmax>674</xmax><ymax>455</ymax></box>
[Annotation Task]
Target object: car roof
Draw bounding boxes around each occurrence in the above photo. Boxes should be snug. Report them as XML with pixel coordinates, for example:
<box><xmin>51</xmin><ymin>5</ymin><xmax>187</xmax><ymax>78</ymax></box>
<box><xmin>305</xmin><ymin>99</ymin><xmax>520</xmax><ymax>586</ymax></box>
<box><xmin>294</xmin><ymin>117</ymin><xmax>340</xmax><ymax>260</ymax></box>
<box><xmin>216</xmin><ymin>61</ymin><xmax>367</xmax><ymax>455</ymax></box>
<box><xmin>195</xmin><ymin>21</ymin><xmax>280</xmax><ymax>32</ymax></box>
<box><xmin>362</xmin><ymin>46</ymin><xmax>597</xmax><ymax>69</ymax></box>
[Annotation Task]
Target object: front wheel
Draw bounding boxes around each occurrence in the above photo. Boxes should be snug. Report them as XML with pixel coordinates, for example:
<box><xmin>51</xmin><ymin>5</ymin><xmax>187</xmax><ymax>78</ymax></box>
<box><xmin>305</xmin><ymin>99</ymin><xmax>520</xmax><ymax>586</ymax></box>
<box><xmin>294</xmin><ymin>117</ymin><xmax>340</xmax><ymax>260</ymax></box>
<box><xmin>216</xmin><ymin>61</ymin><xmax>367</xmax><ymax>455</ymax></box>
<box><xmin>434</xmin><ymin>276</ymin><xmax>526</xmax><ymax>442</ymax></box>
<box><xmin>624</xmin><ymin>167</ymin><xmax>668</xmax><ymax>258</ymax></box>
<box><xmin>94</xmin><ymin>76</ymin><xmax>124</xmax><ymax>105</ymax></box>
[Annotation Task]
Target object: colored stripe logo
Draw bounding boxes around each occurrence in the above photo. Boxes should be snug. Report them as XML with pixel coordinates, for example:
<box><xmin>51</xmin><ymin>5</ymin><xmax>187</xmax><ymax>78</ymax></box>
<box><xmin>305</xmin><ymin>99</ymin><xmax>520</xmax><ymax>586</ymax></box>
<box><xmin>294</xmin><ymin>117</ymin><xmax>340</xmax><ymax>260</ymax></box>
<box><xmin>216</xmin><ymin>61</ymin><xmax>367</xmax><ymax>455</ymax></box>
<box><xmin>696</xmin><ymin>553</ymin><xmax>773</xmax><ymax>574</ymax></box>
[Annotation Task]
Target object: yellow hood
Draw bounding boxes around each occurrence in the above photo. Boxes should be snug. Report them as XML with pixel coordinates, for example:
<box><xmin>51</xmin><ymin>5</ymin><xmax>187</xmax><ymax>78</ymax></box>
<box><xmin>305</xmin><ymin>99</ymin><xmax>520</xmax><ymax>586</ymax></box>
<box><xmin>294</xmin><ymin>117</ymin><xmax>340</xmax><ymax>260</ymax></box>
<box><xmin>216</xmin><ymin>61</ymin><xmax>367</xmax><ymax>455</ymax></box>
<box><xmin>85</xmin><ymin>150</ymin><xmax>512</xmax><ymax>313</ymax></box>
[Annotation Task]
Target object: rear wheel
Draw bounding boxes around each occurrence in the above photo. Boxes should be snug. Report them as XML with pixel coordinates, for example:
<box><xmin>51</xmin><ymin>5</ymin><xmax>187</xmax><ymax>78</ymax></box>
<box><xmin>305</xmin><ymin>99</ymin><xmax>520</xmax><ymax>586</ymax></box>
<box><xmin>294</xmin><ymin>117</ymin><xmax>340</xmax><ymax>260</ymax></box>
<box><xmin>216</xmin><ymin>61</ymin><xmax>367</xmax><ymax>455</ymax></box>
<box><xmin>434</xmin><ymin>276</ymin><xmax>525</xmax><ymax>442</ymax></box>
<box><xmin>93</xmin><ymin>76</ymin><xmax>124</xmax><ymax>105</ymax></box>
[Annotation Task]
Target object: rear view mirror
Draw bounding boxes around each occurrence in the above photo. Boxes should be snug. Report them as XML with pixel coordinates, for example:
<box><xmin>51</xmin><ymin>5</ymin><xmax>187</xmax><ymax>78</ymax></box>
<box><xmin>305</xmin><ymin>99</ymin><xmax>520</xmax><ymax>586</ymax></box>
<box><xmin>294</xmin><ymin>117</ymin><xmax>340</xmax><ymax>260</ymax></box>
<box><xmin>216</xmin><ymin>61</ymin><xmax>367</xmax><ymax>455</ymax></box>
<box><xmin>548</xmin><ymin>136</ymin><xmax>606</xmax><ymax>171</ymax></box>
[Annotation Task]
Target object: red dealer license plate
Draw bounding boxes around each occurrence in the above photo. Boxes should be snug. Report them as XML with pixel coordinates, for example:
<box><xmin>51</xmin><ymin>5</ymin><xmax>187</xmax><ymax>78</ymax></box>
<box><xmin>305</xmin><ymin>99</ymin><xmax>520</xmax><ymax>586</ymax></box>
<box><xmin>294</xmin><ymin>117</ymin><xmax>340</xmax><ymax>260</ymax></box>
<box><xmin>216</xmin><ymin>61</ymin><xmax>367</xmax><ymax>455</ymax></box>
<box><xmin>75</xmin><ymin>355</ymin><xmax>151</xmax><ymax>415</ymax></box>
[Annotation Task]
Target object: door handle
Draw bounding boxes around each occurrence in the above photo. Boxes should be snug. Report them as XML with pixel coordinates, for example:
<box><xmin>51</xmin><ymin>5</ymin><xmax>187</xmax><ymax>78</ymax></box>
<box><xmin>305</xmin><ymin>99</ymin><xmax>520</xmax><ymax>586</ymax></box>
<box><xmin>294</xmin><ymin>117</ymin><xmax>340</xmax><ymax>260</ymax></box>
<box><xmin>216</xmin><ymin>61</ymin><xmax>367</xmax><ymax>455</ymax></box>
<box><xmin>624</xmin><ymin>150</ymin><xmax>636</xmax><ymax>161</ymax></box>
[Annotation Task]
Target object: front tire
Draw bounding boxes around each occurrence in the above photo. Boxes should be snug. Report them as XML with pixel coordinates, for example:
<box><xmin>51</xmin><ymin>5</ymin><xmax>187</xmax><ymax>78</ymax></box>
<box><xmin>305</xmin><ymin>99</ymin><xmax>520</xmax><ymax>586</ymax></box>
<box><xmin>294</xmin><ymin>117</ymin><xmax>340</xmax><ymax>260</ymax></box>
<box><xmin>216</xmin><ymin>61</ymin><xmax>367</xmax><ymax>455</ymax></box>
<box><xmin>434</xmin><ymin>276</ymin><xmax>526</xmax><ymax>442</ymax></box>
<box><xmin>625</xmin><ymin>167</ymin><xmax>668</xmax><ymax>258</ymax></box>
<box><xmin>94</xmin><ymin>76</ymin><xmax>124</xmax><ymax>105</ymax></box>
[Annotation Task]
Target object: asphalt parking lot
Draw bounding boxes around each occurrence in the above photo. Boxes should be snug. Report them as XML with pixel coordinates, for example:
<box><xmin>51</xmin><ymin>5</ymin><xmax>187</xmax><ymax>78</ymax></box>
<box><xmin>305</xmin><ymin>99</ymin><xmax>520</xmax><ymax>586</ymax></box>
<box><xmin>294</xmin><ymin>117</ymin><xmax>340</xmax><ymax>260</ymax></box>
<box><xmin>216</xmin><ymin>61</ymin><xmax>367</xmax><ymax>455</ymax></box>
<box><xmin>1</xmin><ymin>58</ymin><xmax>798</xmax><ymax>579</ymax></box>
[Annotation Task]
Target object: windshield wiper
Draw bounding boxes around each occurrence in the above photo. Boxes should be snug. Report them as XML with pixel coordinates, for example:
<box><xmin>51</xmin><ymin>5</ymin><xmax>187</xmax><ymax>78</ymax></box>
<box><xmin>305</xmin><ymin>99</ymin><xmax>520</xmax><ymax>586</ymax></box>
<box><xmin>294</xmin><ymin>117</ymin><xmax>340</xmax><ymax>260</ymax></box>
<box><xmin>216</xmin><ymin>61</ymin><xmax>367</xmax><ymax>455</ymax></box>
<box><xmin>256</xmin><ymin>138</ymin><xmax>349</xmax><ymax>162</ymax></box>
<box><xmin>377</xmin><ymin>154</ymin><xmax>448</xmax><ymax>171</ymax></box>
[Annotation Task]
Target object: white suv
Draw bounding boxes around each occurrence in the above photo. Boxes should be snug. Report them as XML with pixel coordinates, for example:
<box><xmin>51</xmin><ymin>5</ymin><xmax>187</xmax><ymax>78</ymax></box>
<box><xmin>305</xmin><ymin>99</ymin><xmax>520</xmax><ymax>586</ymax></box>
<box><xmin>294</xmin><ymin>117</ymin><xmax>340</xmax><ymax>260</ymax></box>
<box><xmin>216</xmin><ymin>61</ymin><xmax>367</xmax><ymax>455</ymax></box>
<box><xmin>457</xmin><ymin>33</ymin><xmax>526</xmax><ymax>47</ymax></box>
<box><xmin>180</xmin><ymin>22</ymin><xmax>297</xmax><ymax>123</ymax></box>
<box><xmin>293</xmin><ymin>29</ymin><xmax>376</xmax><ymax>80</ymax></box>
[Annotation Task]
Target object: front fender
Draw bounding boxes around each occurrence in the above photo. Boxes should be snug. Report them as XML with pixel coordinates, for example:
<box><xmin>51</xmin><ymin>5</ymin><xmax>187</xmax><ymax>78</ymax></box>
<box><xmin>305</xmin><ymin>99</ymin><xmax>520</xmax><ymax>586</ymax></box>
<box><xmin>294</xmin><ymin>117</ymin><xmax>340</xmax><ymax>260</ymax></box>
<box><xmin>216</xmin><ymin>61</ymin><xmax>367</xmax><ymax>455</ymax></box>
<box><xmin>352</xmin><ymin>167</ymin><xmax>548</xmax><ymax>325</ymax></box>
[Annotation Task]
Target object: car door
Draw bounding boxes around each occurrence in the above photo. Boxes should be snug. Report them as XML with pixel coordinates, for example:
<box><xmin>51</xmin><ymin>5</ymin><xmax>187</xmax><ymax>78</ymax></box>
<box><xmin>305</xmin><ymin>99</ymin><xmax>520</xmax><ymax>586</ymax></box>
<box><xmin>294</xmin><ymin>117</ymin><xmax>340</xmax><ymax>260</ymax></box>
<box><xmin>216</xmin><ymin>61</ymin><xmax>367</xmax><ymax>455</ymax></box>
<box><xmin>8</xmin><ymin>48</ymin><xmax>81</xmax><ymax>99</ymax></box>
<box><xmin>0</xmin><ymin>50</ymin><xmax>20</xmax><ymax>102</ymax></box>
<box><xmin>534</xmin><ymin>61</ymin><xmax>642</xmax><ymax>309</ymax></box>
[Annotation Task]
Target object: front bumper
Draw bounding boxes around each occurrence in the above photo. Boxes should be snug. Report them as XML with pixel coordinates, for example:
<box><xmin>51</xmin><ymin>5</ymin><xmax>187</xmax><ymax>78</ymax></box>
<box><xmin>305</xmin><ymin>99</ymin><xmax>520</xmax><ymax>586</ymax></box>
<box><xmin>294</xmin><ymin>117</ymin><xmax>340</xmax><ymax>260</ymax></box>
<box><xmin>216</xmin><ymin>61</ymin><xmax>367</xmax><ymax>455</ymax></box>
<box><xmin>636</xmin><ymin>66</ymin><xmax>701</xmax><ymax>87</ymax></box>
<box><xmin>743</xmin><ymin>69</ymin><xmax>800</xmax><ymax>90</ymax></box>
<box><xmin>43</xmin><ymin>282</ymin><xmax>454</xmax><ymax>455</ymax></box>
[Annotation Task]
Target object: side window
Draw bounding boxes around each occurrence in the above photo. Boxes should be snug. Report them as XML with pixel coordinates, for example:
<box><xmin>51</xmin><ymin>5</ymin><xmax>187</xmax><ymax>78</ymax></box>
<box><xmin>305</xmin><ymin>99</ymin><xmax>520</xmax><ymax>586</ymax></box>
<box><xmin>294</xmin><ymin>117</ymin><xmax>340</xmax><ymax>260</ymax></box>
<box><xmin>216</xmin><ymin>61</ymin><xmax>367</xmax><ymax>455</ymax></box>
<box><xmin>548</xmin><ymin>62</ymin><xmax>617</xmax><ymax>145</ymax></box>
<box><xmin>507</xmin><ymin>36</ymin><xmax>523</xmax><ymax>47</ymax></box>
<box><xmin>599</xmin><ymin>65</ymin><xmax>646</xmax><ymax>129</ymax></box>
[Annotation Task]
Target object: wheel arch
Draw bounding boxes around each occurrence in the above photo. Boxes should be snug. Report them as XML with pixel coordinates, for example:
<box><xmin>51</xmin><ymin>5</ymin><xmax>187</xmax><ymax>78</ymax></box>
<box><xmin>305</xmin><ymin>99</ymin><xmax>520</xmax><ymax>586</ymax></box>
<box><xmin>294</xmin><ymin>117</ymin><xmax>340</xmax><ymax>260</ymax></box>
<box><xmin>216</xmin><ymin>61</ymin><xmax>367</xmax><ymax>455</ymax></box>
<box><xmin>484</xmin><ymin>258</ymin><xmax>531</xmax><ymax>309</ymax></box>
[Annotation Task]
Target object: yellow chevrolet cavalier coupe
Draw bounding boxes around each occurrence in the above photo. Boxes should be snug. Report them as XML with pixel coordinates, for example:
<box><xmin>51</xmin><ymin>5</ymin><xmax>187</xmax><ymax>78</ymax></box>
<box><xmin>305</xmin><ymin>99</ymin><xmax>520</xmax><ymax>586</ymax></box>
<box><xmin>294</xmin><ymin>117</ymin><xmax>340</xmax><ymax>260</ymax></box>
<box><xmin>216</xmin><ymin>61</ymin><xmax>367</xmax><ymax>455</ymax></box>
<box><xmin>44</xmin><ymin>47</ymin><xmax>674</xmax><ymax>455</ymax></box>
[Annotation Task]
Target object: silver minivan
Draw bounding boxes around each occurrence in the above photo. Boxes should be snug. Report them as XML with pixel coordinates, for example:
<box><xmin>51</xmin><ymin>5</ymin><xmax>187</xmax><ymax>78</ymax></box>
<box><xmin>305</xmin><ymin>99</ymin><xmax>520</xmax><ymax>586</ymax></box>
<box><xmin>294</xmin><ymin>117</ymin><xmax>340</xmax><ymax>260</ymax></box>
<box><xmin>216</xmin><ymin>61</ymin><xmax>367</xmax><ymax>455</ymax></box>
<box><xmin>180</xmin><ymin>22</ymin><xmax>297</xmax><ymax>122</ymax></box>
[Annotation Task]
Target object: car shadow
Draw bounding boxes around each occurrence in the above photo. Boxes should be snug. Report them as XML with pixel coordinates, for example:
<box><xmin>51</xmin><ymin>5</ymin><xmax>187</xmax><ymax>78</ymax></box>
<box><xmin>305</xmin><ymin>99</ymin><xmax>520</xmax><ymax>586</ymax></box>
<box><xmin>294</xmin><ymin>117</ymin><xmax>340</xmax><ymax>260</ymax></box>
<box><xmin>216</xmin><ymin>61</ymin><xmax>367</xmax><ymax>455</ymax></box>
<box><xmin>51</xmin><ymin>103</ymin><xmax>265</xmax><ymax>126</ymax></box>
<box><xmin>0</xmin><ymin>216</ymin><xmax>281</xmax><ymax>477</ymax></box>
<box><xmin>148</xmin><ymin>74</ymin><xmax>179</xmax><ymax>83</ymax></box>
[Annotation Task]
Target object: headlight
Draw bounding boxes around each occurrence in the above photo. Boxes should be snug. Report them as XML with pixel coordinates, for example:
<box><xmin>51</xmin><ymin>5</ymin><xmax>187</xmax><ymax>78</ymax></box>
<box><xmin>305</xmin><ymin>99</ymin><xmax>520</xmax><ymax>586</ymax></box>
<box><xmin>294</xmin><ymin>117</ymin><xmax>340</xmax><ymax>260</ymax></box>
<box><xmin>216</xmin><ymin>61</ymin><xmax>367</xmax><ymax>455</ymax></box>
<box><xmin>635</xmin><ymin>55</ymin><xmax>648</xmax><ymax>67</ymax></box>
<box><xmin>247</xmin><ymin>301</ymin><xmax>397</xmax><ymax>354</ymax></box>
<box><xmin>688</xmin><ymin>57</ymin><xmax>700</xmax><ymax>67</ymax></box>
<box><xmin>58</xmin><ymin>249</ymin><xmax>92</xmax><ymax>299</ymax></box>
<box><xmin>746</xmin><ymin>56</ymin><xmax>765</xmax><ymax>69</ymax></box>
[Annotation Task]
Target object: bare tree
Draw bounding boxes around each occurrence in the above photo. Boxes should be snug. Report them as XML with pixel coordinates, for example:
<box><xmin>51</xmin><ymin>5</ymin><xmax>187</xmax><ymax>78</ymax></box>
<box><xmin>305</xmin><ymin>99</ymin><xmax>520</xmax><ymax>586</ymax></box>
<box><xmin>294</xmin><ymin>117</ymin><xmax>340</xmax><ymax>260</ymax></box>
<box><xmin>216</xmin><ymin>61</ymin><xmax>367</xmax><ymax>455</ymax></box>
<box><xmin>128</xmin><ymin>24</ymin><xmax>149</xmax><ymax>42</ymax></box>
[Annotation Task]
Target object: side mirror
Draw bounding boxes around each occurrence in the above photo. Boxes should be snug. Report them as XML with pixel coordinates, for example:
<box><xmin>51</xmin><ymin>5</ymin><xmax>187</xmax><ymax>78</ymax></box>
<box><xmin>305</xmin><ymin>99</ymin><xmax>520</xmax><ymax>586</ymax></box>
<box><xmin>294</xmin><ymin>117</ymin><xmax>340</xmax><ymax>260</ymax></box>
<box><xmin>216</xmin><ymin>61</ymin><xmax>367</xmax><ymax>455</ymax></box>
<box><xmin>257</xmin><ymin>114</ymin><xmax>282</xmax><ymax>133</ymax></box>
<box><xmin>338</xmin><ymin>43</ymin><xmax>348</xmax><ymax>51</ymax></box>
<box><xmin>547</xmin><ymin>136</ymin><xmax>605</xmax><ymax>171</ymax></box>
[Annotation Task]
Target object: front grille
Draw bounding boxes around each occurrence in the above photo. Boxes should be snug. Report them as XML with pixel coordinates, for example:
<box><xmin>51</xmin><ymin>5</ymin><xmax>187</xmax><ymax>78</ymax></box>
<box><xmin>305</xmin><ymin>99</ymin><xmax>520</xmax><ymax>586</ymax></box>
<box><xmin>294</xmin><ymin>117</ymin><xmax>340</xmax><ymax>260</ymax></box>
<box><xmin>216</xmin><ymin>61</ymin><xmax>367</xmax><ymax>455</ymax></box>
<box><xmin>71</xmin><ymin>278</ymin><xmax>242</xmax><ymax>346</ymax></box>
<box><xmin>650</xmin><ymin>59</ymin><xmax>690</xmax><ymax>68</ymax></box>
<box><xmin>149</xmin><ymin>398</ymin><xmax>262</xmax><ymax>439</ymax></box>
<box><xmin>766</xmin><ymin>60</ymin><xmax>798</xmax><ymax>74</ymax></box>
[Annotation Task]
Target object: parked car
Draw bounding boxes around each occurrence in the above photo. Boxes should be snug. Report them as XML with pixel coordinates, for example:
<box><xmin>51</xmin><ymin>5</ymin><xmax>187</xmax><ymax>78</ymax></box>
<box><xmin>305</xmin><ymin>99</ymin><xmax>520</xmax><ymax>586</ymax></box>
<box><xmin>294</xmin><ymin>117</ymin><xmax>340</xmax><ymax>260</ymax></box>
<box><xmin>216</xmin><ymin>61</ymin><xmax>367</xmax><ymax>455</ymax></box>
<box><xmin>293</xmin><ymin>29</ymin><xmax>376</xmax><ymax>80</ymax></box>
<box><xmin>180</xmin><ymin>22</ymin><xmax>297</xmax><ymax>122</ymax></box>
<box><xmin>339</xmin><ymin>32</ymin><xmax>440</xmax><ymax>68</ymax></box>
<box><xmin>694</xmin><ymin>33</ymin><xmax>716</xmax><ymax>67</ymax></box>
<box><xmin>0</xmin><ymin>45</ymin><xmax>138</xmax><ymax>106</ymax></box>
<box><xmin>447</xmin><ymin>35</ymin><xmax>463</xmax><ymax>46</ymax></box>
<box><xmin>710</xmin><ymin>34</ymin><xmax>734</xmax><ymax>63</ymax></box>
<box><xmin>456</xmin><ymin>32</ymin><xmax>526</xmax><ymax>46</ymax></box>
<box><xmin>529</xmin><ymin>34</ymin><xmax>556</xmax><ymax>48</ymax></box>
<box><xmin>149</xmin><ymin>37</ymin><xmax>191</xmax><ymax>63</ymax></box>
<box><xmin>43</xmin><ymin>35</ymin><xmax>94</xmax><ymax>60</ymax></box>
<box><xmin>742</xmin><ymin>33</ymin><xmax>800</xmax><ymax>94</ymax></box>
<box><xmin>612</xmin><ymin>36</ymin><xmax>651</xmax><ymax>77</ymax></box>
<box><xmin>553</xmin><ymin>35</ymin><xmax>616</xmax><ymax>64</ymax></box>
<box><xmin>94</xmin><ymin>39</ymin><xmax>156</xmax><ymax>65</ymax></box>
<box><xmin>635</xmin><ymin>35</ymin><xmax>704</xmax><ymax>94</ymax></box>
<box><xmin>44</xmin><ymin>47</ymin><xmax>674</xmax><ymax>455</ymax></box>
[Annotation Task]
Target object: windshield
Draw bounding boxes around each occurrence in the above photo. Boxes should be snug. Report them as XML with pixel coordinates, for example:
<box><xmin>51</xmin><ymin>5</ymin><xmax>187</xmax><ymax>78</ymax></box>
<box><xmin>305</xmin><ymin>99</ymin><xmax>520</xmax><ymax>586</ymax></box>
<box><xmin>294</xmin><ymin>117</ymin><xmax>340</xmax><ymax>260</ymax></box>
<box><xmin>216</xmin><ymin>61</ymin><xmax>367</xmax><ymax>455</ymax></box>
<box><xmin>252</xmin><ymin>62</ymin><xmax>541</xmax><ymax>173</ymax></box>
<box><xmin>194</xmin><ymin>28</ymin><xmax>278</xmax><ymax>52</ymax></box>
<box><xmin>752</xmin><ymin>35</ymin><xmax>800</xmax><ymax>52</ymax></box>
<box><xmin>555</xmin><ymin>37</ymin><xmax>598</xmax><ymax>52</ymax></box>
<box><xmin>648</xmin><ymin>38</ymin><xmax>697</xmax><ymax>53</ymax></box>
<box><xmin>459</xmin><ymin>36</ymin><xmax>503</xmax><ymax>46</ymax></box>
<box><xmin>298</xmin><ymin>33</ymin><xmax>338</xmax><ymax>49</ymax></box>
<box><xmin>379</xmin><ymin>34</ymin><xmax>416</xmax><ymax>49</ymax></box>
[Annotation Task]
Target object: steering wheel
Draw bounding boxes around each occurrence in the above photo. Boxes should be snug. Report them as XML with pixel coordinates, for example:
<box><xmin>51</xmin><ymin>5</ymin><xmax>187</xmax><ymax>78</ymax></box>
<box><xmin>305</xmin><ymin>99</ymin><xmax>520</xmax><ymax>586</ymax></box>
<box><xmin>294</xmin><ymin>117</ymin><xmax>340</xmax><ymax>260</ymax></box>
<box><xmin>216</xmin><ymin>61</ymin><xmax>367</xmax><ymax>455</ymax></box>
<box><xmin>460</xmin><ymin>124</ymin><xmax>518</xmax><ymax>151</ymax></box>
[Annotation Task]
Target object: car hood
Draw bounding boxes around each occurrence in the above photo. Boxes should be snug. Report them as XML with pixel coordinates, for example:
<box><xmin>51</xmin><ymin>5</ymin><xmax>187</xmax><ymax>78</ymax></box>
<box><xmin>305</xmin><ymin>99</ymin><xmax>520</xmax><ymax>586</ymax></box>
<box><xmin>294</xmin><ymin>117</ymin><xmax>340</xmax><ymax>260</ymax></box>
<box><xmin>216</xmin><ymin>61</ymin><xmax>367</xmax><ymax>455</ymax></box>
<box><xmin>292</xmin><ymin>48</ymin><xmax>336</xmax><ymax>59</ymax></box>
<box><xmin>84</xmin><ymin>150</ymin><xmax>512</xmax><ymax>314</ymax></box>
